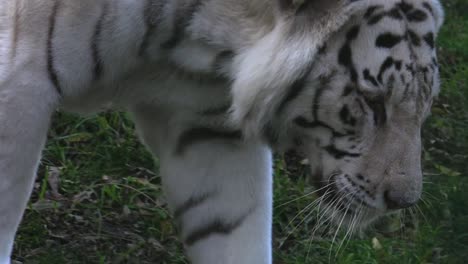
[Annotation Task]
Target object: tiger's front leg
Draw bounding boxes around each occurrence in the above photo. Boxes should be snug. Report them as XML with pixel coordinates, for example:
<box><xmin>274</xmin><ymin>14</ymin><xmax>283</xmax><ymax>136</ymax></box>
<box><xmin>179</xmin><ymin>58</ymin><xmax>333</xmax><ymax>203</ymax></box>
<box><xmin>0</xmin><ymin>73</ymin><xmax>59</xmax><ymax>264</ymax></box>
<box><xmin>132</xmin><ymin>107</ymin><xmax>273</xmax><ymax>264</ymax></box>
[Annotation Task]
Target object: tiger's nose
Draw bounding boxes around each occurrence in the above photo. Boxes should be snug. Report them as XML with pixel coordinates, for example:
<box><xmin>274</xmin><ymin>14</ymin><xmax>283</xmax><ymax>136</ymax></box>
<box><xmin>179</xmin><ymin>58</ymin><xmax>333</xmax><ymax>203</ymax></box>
<box><xmin>384</xmin><ymin>190</ymin><xmax>419</xmax><ymax>210</ymax></box>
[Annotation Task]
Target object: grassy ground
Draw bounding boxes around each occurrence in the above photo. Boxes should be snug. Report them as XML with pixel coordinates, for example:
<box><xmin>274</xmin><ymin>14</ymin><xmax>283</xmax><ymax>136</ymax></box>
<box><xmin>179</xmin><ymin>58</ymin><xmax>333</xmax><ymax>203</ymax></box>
<box><xmin>12</xmin><ymin>1</ymin><xmax>468</xmax><ymax>263</ymax></box>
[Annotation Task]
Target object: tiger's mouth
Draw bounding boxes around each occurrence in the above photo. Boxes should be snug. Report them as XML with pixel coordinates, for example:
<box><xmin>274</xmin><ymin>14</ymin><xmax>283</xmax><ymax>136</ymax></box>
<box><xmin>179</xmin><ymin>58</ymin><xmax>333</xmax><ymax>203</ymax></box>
<box><xmin>311</xmin><ymin>171</ymin><xmax>387</xmax><ymax>230</ymax></box>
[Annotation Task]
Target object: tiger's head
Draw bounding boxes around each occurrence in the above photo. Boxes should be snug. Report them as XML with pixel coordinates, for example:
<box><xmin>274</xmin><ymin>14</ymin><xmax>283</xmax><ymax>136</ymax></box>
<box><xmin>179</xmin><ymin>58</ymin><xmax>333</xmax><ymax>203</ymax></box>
<box><xmin>231</xmin><ymin>0</ymin><xmax>444</xmax><ymax>228</ymax></box>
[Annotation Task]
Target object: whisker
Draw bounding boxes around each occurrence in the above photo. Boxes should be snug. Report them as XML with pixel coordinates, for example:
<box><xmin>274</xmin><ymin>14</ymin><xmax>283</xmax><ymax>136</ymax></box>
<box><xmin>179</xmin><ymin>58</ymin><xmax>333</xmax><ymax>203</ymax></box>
<box><xmin>298</xmin><ymin>192</ymin><xmax>338</xmax><ymax>259</ymax></box>
<box><xmin>415</xmin><ymin>204</ymin><xmax>430</xmax><ymax>226</ymax></box>
<box><xmin>285</xmin><ymin>196</ymin><xmax>322</xmax><ymax>227</ymax></box>
<box><xmin>309</xmin><ymin>193</ymin><xmax>340</xmax><ymax>242</ymax></box>
<box><xmin>328</xmin><ymin>193</ymin><xmax>353</xmax><ymax>262</ymax></box>
<box><xmin>422</xmin><ymin>180</ymin><xmax>435</xmax><ymax>185</ymax></box>
<box><xmin>313</xmin><ymin>183</ymin><xmax>352</xmax><ymax>229</ymax></box>
<box><xmin>336</xmin><ymin>197</ymin><xmax>362</xmax><ymax>257</ymax></box>
<box><xmin>419</xmin><ymin>196</ymin><xmax>433</xmax><ymax>209</ymax></box>
<box><xmin>399</xmin><ymin>209</ymin><xmax>405</xmax><ymax>237</ymax></box>
<box><xmin>302</xmin><ymin>182</ymin><xmax>364</xmax><ymax>262</ymax></box>
<box><xmin>310</xmin><ymin>193</ymin><xmax>338</xmax><ymax>235</ymax></box>
<box><xmin>278</xmin><ymin>198</ymin><xmax>323</xmax><ymax>249</ymax></box>
<box><xmin>408</xmin><ymin>206</ymin><xmax>417</xmax><ymax>223</ymax></box>
<box><xmin>311</xmin><ymin>187</ymin><xmax>347</xmax><ymax>236</ymax></box>
<box><xmin>275</xmin><ymin>182</ymin><xmax>334</xmax><ymax>208</ymax></box>
<box><xmin>422</xmin><ymin>190</ymin><xmax>440</xmax><ymax>203</ymax></box>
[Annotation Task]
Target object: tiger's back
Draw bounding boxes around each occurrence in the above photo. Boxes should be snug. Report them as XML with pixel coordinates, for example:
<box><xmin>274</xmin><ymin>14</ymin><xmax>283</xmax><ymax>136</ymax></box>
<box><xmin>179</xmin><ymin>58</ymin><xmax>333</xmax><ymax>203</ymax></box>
<box><xmin>1</xmin><ymin>0</ymin><xmax>235</xmax><ymax>113</ymax></box>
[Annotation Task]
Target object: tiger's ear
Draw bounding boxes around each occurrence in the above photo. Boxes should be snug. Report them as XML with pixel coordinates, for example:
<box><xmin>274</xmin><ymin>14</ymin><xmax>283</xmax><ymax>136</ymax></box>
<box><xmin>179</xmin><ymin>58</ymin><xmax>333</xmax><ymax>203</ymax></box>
<box><xmin>277</xmin><ymin>0</ymin><xmax>343</xmax><ymax>14</ymax></box>
<box><xmin>275</xmin><ymin>0</ymin><xmax>355</xmax><ymax>36</ymax></box>
<box><xmin>277</xmin><ymin>0</ymin><xmax>306</xmax><ymax>12</ymax></box>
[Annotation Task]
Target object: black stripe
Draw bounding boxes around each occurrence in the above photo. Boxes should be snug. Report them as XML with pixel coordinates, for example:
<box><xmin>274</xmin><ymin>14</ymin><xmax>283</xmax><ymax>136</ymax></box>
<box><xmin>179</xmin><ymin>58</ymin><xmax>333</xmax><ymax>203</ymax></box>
<box><xmin>161</xmin><ymin>0</ymin><xmax>203</xmax><ymax>50</ymax></box>
<box><xmin>175</xmin><ymin>127</ymin><xmax>242</xmax><ymax>155</ymax></box>
<box><xmin>388</xmin><ymin>7</ymin><xmax>404</xmax><ymax>20</ymax></box>
<box><xmin>368</xmin><ymin>12</ymin><xmax>385</xmax><ymax>25</ymax></box>
<box><xmin>397</xmin><ymin>2</ymin><xmax>413</xmax><ymax>14</ymax></box>
<box><xmin>174</xmin><ymin>192</ymin><xmax>216</xmax><ymax>219</ymax></box>
<box><xmin>294</xmin><ymin>117</ymin><xmax>350</xmax><ymax>138</ymax></box>
<box><xmin>419</xmin><ymin>67</ymin><xmax>431</xmax><ymax>99</ymax></box>
<box><xmin>377</xmin><ymin>57</ymin><xmax>394</xmax><ymax>83</ymax></box>
<box><xmin>406</xmin><ymin>9</ymin><xmax>428</xmax><ymax>22</ymax></box>
<box><xmin>423</xmin><ymin>32</ymin><xmax>435</xmax><ymax>49</ymax></box>
<box><xmin>139</xmin><ymin>0</ymin><xmax>164</xmax><ymax>56</ymax></box>
<box><xmin>395</xmin><ymin>60</ymin><xmax>402</xmax><ymax>70</ymax></box>
<box><xmin>324</xmin><ymin>145</ymin><xmax>361</xmax><ymax>159</ymax></box>
<box><xmin>312</xmin><ymin>85</ymin><xmax>325</xmax><ymax>122</ymax></box>
<box><xmin>376</xmin><ymin>33</ymin><xmax>402</xmax><ymax>48</ymax></box>
<box><xmin>401</xmin><ymin>83</ymin><xmax>411</xmax><ymax>102</ymax></box>
<box><xmin>276</xmin><ymin>64</ymin><xmax>313</xmax><ymax>115</ymax></box>
<box><xmin>317</xmin><ymin>44</ymin><xmax>327</xmax><ymax>54</ymax></box>
<box><xmin>47</xmin><ymin>1</ymin><xmax>62</xmax><ymax>96</ymax></box>
<box><xmin>356</xmin><ymin>174</ymin><xmax>367</xmax><ymax>182</ymax></box>
<box><xmin>276</xmin><ymin>78</ymin><xmax>306</xmax><ymax>114</ymax></box>
<box><xmin>368</xmin><ymin>8</ymin><xmax>404</xmax><ymax>25</ymax></box>
<box><xmin>363</xmin><ymin>69</ymin><xmax>379</xmax><ymax>87</ymax></box>
<box><xmin>185</xmin><ymin>213</ymin><xmax>250</xmax><ymax>246</ymax></box>
<box><xmin>91</xmin><ymin>3</ymin><xmax>108</xmax><ymax>80</ymax></box>
<box><xmin>386</xmin><ymin>74</ymin><xmax>396</xmax><ymax>98</ymax></box>
<box><xmin>364</xmin><ymin>96</ymin><xmax>387</xmax><ymax>125</ymax></box>
<box><xmin>407</xmin><ymin>30</ymin><xmax>421</xmax><ymax>46</ymax></box>
<box><xmin>339</xmin><ymin>105</ymin><xmax>357</xmax><ymax>126</ymax></box>
<box><xmin>364</xmin><ymin>5</ymin><xmax>381</xmax><ymax>19</ymax></box>
<box><xmin>342</xmin><ymin>85</ymin><xmax>354</xmax><ymax>97</ymax></box>
<box><xmin>346</xmin><ymin>26</ymin><xmax>360</xmax><ymax>41</ymax></box>
<box><xmin>212</xmin><ymin>50</ymin><xmax>234</xmax><ymax>72</ymax></box>
<box><xmin>338</xmin><ymin>43</ymin><xmax>358</xmax><ymax>83</ymax></box>
<box><xmin>405</xmin><ymin>64</ymin><xmax>415</xmax><ymax>75</ymax></box>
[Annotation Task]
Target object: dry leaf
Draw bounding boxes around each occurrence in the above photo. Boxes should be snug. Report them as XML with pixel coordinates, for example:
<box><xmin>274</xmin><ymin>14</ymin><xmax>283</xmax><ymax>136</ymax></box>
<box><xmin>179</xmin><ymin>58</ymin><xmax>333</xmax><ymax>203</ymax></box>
<box><xmin>372</xmin><ymin>237</ymin><xmax>383</xmax><ymax>250</ymax></box>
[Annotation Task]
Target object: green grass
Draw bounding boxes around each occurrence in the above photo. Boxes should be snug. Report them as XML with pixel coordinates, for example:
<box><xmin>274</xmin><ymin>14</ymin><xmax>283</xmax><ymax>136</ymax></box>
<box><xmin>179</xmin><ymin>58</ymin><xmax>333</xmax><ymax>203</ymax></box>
<box><xmin>12</xmin><ymin>1</ymin><xmax>468</xmax><ymax>263</ymax></box>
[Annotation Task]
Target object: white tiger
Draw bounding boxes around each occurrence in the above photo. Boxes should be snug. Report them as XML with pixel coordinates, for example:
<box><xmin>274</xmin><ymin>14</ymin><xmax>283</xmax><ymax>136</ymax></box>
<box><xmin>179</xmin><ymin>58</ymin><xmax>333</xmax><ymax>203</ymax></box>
<box><xmin>0</xmin><ymin>0</ymin><xmax>444</xmax><ymax>263</ymax></box>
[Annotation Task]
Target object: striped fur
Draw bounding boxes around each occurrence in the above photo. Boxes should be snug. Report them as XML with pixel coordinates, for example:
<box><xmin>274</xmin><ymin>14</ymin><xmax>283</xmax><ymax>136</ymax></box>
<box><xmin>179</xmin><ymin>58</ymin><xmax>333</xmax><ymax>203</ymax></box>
<box><xmin>0</xmin><ymin>0</ymin><xmax>443</xmax><ymax>263</ymax></box>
